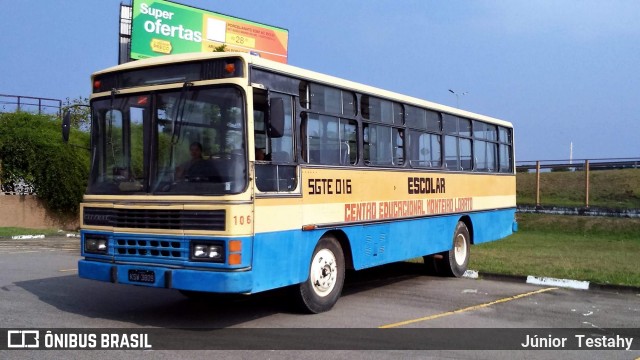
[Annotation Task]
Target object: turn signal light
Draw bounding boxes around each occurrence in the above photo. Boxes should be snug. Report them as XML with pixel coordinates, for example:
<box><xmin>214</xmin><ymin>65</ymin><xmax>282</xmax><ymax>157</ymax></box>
<box><xmin>228</xmin><ymin>253</ymin><xmax>241</xmax><ymax>265</ymax></box>
<box><xmin>229</xmin><ymin>240</ymin><xmax>242</xmax><ymax>252</ymax></box>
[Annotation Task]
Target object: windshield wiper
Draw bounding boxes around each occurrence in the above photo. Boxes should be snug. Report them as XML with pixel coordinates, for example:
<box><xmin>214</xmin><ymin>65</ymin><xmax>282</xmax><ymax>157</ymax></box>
<box><xmin>170</xmin><ymin>82</ymin><xmax>193</xmax><ymax>145</ymax></box>
<box><xmin>168</xmin><ymin>82</ymin><xmax>193</xmax><ymax>174</ymax></box>
<box><xmin>108</xmin><ymin>88</ymin><xmax>120</xmax><ymax>168</ymax></box>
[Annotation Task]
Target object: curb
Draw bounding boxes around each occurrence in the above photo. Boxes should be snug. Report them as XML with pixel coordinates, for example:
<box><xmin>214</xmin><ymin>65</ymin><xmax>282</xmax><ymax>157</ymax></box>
<box><xmin>3</xmin><ymin>233</ymin><xmax>80</xmax><ymax>240</ymax></box>
<box><xmin>464</xmin><ymin>270</ymin><xmax>640</xmax><ymax>294</ymax></box>
<box><xmin>10</xmin><ymin>234</ymin><xmax>46</xmax><ymax>240</ymax></box>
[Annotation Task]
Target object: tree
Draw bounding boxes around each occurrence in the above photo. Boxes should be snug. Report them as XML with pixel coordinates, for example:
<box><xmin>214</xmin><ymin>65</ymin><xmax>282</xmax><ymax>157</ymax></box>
<box><xmin>62</xmin><ymin>96</ymin><xmax>91</xmax><ymax>131</ymax></box>
<box><xmin>213</xmin><ymin>44</ymin><xmax>227</xmax><ymax>52</ymax></box>
<box><xmin>0</xmin><ymin>112</ymin><xmax>90</xmax><ymax>215</ymax></box>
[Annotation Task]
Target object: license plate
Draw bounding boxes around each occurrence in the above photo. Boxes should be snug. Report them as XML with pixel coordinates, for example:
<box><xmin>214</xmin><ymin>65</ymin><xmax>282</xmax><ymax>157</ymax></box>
<box><xmin>128</xmin><ymin>269</ymin><xmax>155</xmax><ymax>283</ymax></box>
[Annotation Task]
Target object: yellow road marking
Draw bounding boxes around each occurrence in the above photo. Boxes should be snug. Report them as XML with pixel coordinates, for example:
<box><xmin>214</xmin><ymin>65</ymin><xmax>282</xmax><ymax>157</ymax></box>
<box><xmin>58</xmin><ymin>268</ymin><xmax>78</xmax><ymax>272</ymax></box>
<box><xmin>379</xmin><ymin>287</ymin><xmax>558</xmax><ymax>328</ymax></box>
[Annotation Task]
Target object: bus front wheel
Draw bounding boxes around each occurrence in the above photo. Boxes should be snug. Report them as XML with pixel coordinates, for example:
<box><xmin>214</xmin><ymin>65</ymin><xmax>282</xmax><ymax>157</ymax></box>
<box><xmin>294</xmin><ymin>235</ymin><xmax>345</xmax><ymax>314</ymax></box>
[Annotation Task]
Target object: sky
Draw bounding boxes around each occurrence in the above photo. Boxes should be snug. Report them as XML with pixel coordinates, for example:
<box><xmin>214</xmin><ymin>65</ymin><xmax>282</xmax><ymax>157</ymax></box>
<box><xmin>1</xmin><ymin>0</ymin><xmax>639</xmax><ymax>162</ymax></box>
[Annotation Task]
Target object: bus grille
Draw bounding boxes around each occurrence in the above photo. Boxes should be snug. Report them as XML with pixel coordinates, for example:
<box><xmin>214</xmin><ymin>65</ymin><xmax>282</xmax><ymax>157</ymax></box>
<box><xmin>83</xmin><ymin>207</ymin><xmax>226</xmax><ymax>231</ymax></box>
<box><xmin>114</xmin><ymin>237</ymin><xmax>187</xmax><ymax>260</ymax></box>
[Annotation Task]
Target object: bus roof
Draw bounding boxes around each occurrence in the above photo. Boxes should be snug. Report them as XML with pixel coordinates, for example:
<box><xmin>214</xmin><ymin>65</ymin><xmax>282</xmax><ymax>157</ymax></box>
<box><xmin>95</xmin><ymin>52</ymin><xmax>513</xmax><ymax>128</ymax></box>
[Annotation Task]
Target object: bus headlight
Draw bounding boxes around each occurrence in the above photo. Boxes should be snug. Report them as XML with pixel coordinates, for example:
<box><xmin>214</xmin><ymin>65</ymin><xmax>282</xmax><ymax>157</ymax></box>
<box><xmin>191</xmin><ymin>243</ymin><xmax>224</xmax><ymax>262</ymax></box>
<box><xmin>85</xmin><ymin>235</ymin><xmax>108</xmax><ymax>254</ymax></box>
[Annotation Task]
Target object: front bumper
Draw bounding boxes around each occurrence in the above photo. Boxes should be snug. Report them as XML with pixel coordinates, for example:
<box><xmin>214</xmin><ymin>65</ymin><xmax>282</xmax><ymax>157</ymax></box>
<box><xmin>78</xmin><ymin>260</ymin><xmax>253</xmax><ymax>293</ymax></box>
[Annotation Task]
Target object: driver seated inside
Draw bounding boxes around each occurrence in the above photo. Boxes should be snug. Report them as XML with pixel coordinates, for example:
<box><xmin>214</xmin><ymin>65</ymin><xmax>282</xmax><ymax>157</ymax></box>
<box><xmin>255</xmin><ymin>148</ymin><xmax>271</xmax><ymax>161</ymax></box>
<box><xmin>176</xmin><ymin>142</ymin><xmax>206</xmax><ymax>180</ymax></box>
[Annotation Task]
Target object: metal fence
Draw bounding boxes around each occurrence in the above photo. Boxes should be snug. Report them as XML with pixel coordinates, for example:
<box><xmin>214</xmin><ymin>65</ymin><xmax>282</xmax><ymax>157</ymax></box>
<box><xmin>0</xmin><ymin>94</ymin><xmax>62</xmax><ymax>117</ymax></box>
<box><xmin>517</xmin><ymin>158</ymin><xmax>640</xmax><ymax>172</ymax></box>
<box><xmin>515</xmin><ymin>158</ymin><xmax>640</xmax><ymax>216</ymax></box>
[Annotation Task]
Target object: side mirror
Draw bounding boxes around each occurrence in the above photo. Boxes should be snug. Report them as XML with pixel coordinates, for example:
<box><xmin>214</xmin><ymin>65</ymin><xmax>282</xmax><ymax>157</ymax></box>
<box><xmin>267</xmin><ymin>97</ymin><xmax>285</xmax><ymax>138</ymax></box>
<box><xmin>62</xmin><ymin>111</ymin><xmax>71</xmax><ymax>143</ymax></box>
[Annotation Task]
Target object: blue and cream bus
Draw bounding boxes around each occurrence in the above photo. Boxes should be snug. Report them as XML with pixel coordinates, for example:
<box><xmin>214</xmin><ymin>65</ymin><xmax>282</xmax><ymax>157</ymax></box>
<box><xmin>67</xmin><ymin>52</ymin><xmax>516</xmax><ymax>313</ymax></box>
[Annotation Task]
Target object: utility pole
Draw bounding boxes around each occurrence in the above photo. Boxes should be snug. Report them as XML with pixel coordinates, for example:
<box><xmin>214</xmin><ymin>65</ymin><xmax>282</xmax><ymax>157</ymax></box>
<box><xmin>448</xmin><ymin>89</ymin><xmax>468</xmax><ymax>108</ymax></box>
<box><xmin>570</xmin><ymin>142</ymin><xmax>573</xmax><ymax>165</ymax></box>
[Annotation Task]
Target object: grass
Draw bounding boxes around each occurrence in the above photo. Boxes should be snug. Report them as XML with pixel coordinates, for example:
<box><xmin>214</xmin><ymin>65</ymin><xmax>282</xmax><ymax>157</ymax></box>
<box><xmin>0</xmin><ymin>227</ymin><xmax>64</xmax><ymax>237</ymax></box>
<box><xmin>517</xmin><ymin>168</ymin><xmax>640</xmax><ymax>208</ymax></box>
<box><xmin>470</xmin><ymin>213</ymin><xmax>640</xmax><ymax>287</ymax></box>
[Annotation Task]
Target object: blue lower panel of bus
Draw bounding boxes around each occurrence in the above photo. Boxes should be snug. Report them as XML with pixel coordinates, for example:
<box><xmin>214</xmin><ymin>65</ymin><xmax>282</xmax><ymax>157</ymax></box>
<box><xmin>78</xmin><ymin>208</ymin><xmax>516</xmax><ymax>294</ymax></box>
<box><xmin>78</xmin><ymin>260</ymin><xmax>253</xmax><ymax>293</ymax></box>
<box><xmin>249</xmin><ymin>208</ymin><xmax>517</xmax><ymax>293</ymax></box>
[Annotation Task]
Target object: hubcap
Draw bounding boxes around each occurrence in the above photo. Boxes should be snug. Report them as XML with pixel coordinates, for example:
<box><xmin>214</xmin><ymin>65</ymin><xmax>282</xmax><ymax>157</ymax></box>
<box><xmin>454</xmin><ymin>233</ymin><xmax>468</xmax><ymax>266</ymax></box>
<box><xmin>310</xmin><ymin>248</ymin><xmax>337</xmax><ymax>297</ymax></box>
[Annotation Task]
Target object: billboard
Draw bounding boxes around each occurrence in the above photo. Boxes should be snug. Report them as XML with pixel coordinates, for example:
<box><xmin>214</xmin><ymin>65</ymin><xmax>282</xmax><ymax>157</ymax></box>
<box><xmin>131</xmin><ymin>0</ymin><xmax>289</xmax><ymax>63</ymax></box>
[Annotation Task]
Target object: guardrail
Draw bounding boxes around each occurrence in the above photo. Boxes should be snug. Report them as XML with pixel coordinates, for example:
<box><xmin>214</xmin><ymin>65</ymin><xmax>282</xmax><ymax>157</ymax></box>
<box><xmin>0</xmin><ymin>94</ymin><xmax>62</xmax><ymax>117</ymax></box>
<box><xmin>517</xmin><ymin>205</ymin><xmax>640</xmax><ymax>218</ymax></box>
<box><xmin>516</xmin><ymin>158</ymin><xmax>640</xmax><ymax>210</ymax></box>
<box><xmin>517</xmin><ymin>158</ymin><xmax>640</xmax><ymax>171</ymax></box>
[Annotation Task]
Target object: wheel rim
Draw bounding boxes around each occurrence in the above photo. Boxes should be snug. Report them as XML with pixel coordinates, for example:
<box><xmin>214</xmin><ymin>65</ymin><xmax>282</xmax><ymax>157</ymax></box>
<box><xmin>310</xmin><ymin>248</ymin><xmax>338</xmax><ymax>297</ymax></box>
<box><xmin>453</xmin><ymin>233</ymin><xmax>468</xmax><ymax>266</ymax></box>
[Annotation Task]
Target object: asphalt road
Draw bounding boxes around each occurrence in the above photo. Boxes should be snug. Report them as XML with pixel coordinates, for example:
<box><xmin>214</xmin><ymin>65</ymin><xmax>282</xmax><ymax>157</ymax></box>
<box><xmin>1</xmin><ymin>236</ymin><xmax>639</xmax><ymax>360</ymax></box>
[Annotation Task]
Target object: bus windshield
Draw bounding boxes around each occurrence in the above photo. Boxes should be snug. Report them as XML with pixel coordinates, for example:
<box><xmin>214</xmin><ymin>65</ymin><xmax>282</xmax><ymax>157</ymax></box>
<box><xmin>88</xmin><ymin>86</ymin><xmax>247</xmax><ymax>195</ymax></box>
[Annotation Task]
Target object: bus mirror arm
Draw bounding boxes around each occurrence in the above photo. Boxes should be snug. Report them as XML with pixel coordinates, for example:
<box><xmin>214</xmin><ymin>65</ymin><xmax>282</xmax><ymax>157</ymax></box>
<box><xmin>268</xmin><ymin>97</ymin><xmax>285</xmax><ymax>138</ymax></box>
<box><xmin>62</xmin><ymin>111</ymin><xmax>71</xmax><ymax>143</ymax></box>
<box><xmin>61</xmin><ymin>104</ymin><xmax>90</xmax><ymax>144</ymax></box>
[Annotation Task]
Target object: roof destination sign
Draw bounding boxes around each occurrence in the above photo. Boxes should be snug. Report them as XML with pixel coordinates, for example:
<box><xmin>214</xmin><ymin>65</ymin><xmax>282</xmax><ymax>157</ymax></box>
<box><xmin>131</xmin><ymin>0</ymin><xmax>289</xmax><ymax>63</ymax></box>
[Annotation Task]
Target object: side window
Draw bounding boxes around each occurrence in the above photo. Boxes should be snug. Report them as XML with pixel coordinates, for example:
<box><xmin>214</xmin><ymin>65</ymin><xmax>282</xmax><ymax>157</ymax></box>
<box><xmin>299</xmin><ymin>82</ymin><xmax>356</xmax><ymax>117</ymax></box>
<box><xmin>443</xmin><ymin>114</ymin><xmax>473</xmax><ymax>171</ymax></box>
<box><xmin>443</xmin><ymin>114</ymin><xmax>458</xmax><ymax>134</ymax></box>
<box><xmin>408</xmin><ymin>131</ymin><xmax>441</xmax><ymax>168</ymax></box>
<box><xmin>498</xmin><ymin>126</ymin><xmax>513</xmax><ymax>173</ymax></box>
<box><xmin>298</xmin><ymin>81</ymin><xmax>358</xmax><ymax>167</ymax></box>
<box><xmin>474</xmin><ymin>140</ymin><xmax>497</xmax><ymax>172</ymax></box>
<box><xmin>302</xmin><ymin>113</ymin><xmax>357</xmax><ymax>166</ymax></box>
<box><xmin>269</xmin><ymin>95</ymin><xmax>294</xmax><ymax>163</ymax></box>
<box><xmin>254</xmin><ymin>89</ymin><xmax>297</xmax><ymax>192</ymax></box>
<box><xmin>363</xmin><ymin>124</ymin><xmax>404</xmax><ymax>166</ymax></box>
<box><xmin>473</xmin><ymin>121</ymin><xmax>498</xmax><ymax>172</ymax></box>
<box><xmin>361</xmin><ymin>96</ymin><xmax>403</xmax><ymax>124</ymax></box>
<box><xmin>406</xmin><ymin>106</ymin><xmax>442</xmax><ymax>168</ymax></box>
<box><xmin>405</xmin><ymin>106</ymin><xmax>441</xmax><ymax>133</ymax></box>
<box><xmin>444</xmin><ymin>135</ymin><xmax>459</xmax><ymax>170</ymax></box>
<box><xmin>473</xmin><ymin>121</ymin><xmax>497</xmax><ymax>141</ymax></box>
<box><xmin>254</xmin><ymin>110</ymin><xmax>267</xmax><ymax>152</ymax></box>
<box><xmin>459</xmin><ymin>138</ymin><xmax>472</xmax><ymax>170</ymax></box>
<box><xmin>459</xmin><ymin>118</ymin><xmax>472</xmax><ymax>137</ymax></box>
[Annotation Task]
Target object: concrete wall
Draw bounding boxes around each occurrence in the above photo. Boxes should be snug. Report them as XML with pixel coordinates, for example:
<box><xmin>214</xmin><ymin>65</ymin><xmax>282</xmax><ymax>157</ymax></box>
<box><xmin>0</xmin><ymin>195</ymin><xmax>78</xmax><ymax>230</ymax></box>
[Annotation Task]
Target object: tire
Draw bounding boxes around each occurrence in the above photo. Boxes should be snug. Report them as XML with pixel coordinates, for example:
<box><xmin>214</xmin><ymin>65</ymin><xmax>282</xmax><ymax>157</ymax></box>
<box><xmin>441</xmin><ymin>221</ymin><xmax>471</xmax><ymax>277</ymax></box>
<box><xmin>422</xmin><ymin>253</ymin><xmax>443</xmax><ymax>275</ymax></box>
<box><xmin>294</xmin><ymin>235</ymin><xmax>345</xmax><ymax>314</ymax></box>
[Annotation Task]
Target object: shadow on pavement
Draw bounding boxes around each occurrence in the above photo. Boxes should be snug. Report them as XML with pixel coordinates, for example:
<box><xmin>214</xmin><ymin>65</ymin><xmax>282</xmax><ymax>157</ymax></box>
<box><xmin>14</xmin><ymin>261</ymin><xmax>433</xmax><ymax>328</ymax></box>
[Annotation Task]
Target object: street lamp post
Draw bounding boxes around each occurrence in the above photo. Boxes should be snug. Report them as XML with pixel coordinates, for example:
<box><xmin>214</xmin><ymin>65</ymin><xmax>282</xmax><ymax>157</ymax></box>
<box><xmin>448</xmin><ymin>89</ymin><xmax>468</xmax><ymax>108</ymax></box>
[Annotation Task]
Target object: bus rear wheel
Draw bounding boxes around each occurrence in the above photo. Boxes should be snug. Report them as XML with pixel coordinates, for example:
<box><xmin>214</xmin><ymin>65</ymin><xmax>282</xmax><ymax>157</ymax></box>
<box><xmin>424</xmin><ymin>221</ymin><xmax>470</xmax><ymax>278</ymax></box>
<box><xmin>294</xmin><ymin>235</ymin><xmax>345</xmax><ymax>314</ymax></box>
